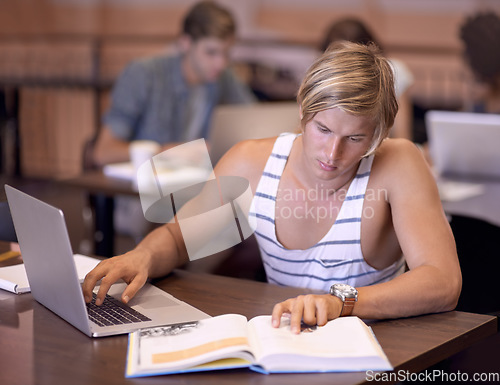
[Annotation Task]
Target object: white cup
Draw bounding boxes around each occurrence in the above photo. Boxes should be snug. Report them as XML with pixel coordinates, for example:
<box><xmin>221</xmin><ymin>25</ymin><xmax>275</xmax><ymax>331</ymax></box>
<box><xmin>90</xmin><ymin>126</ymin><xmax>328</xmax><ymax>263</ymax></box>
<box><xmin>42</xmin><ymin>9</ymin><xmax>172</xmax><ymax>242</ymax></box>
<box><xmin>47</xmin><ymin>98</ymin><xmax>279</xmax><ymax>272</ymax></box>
<box><xmin>129</xmin><ymin>140</ymin><xmax>161</xmax><ymax>171</ymax></box>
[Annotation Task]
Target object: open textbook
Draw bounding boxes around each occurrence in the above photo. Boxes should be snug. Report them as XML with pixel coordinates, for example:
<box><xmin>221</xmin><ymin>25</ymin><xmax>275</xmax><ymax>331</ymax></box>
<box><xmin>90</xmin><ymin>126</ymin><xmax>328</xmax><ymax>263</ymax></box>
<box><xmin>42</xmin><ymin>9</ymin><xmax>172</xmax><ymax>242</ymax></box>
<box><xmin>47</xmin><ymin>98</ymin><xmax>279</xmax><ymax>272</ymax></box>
<box><xmin>125</xmin><ymin>314</ymin><xmax>392</xmax><ymax>377</ymax></box>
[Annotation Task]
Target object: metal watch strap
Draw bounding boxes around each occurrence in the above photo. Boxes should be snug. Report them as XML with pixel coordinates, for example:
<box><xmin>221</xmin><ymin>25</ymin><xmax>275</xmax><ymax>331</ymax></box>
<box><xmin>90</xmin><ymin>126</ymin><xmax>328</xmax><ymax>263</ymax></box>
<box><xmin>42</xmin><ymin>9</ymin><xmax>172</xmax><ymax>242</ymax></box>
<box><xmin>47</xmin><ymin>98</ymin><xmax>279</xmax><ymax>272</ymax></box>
<box><xmin>340</xmin><ymin>297</ymin><xmax>356</xmax><ymax>316</ymax></box>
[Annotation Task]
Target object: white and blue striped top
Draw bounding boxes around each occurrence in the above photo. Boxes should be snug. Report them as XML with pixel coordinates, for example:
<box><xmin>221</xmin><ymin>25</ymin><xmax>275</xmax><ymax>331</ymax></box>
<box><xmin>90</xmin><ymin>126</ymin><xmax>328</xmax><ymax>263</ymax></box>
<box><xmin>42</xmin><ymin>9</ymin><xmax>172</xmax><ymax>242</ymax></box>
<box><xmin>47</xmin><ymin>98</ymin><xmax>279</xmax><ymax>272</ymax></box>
<box><xmin>249</xmin><ymin>133</ymin><xmax>405</xmax><ymax>291</ymax></box>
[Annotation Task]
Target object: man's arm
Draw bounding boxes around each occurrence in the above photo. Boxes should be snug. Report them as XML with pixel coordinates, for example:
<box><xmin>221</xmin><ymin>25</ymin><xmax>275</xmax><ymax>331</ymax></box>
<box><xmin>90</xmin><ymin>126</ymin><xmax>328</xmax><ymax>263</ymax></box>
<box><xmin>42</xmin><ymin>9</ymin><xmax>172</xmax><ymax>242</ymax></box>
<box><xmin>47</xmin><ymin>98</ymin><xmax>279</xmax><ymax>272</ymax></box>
<box><xmin>93</xmin><ymin>126</ymin><xmax>131</xmax><ymax>166</ymax></box>
<box><xmin>82</xmin><ymin>138</ymin><xmax>274</xmax><ymax>305</ymax></box>
<box><xmin>93</xmin><ymin>60</ymin><xmax>153</xmax><ymax>166</ymax></box>
<box><xmin>92</xmin><ymin>126</ymin><xmax>194</xmax><ymax>167</ymax></box>
<box><xmin>356</xmin><ymin>139</ymin><xmax>461</xmax><ymax>317</ymax></box>
<box><xmin>272</xmin><ymin>139</ymin><xmax>462</xmax><ymax>333</ymax></box>
<box><xmin>82</xmin><ymin>221</ymin><xmax>188</xmax><ymax>305</ymax></box>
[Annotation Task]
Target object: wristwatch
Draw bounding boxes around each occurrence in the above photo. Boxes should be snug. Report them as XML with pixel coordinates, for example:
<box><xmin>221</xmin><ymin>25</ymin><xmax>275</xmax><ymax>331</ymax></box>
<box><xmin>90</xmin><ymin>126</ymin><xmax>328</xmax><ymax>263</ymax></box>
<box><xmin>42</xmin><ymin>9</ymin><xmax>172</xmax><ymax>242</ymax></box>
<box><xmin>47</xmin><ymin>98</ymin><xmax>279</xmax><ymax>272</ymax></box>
<box><xmin>329</xmin><ymin>283</ymin><xmax>358</xmax><ymax>317</ymax></box>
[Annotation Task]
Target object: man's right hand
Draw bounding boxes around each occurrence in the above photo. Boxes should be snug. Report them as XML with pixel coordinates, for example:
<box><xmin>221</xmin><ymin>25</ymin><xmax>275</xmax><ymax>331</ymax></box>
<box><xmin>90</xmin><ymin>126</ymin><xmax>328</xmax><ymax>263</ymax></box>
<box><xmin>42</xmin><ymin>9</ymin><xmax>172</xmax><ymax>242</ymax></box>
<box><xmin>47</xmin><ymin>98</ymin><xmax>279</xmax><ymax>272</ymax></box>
<box><xmin>82</xmin><ymin>249</ymin><xmax>151</xmax><ymax>306</ymax></box>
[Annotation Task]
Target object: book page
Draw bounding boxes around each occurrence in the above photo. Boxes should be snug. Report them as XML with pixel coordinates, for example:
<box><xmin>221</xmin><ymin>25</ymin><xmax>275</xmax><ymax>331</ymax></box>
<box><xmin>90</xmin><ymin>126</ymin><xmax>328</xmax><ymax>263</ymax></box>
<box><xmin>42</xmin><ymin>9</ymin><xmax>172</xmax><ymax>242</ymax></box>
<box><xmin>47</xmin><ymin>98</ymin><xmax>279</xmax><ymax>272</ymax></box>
<box><xmin>0</xmin><ymin>264</ymin><xmax>28</xmax><ymax>294</ymax></box>
<box><xmin>0</xmin><ymin>254</ymin><xmax>99</xmax><ymax>294</ymax></box>
<box><xmin>247</xmin><ymin>316</ymin><xmax>392</xmax><ymax>373</ymax></box>
<box><xmin>127</xmin><ymin>313</ymin><xmax>255</xmax><ymax>377</ymax></box>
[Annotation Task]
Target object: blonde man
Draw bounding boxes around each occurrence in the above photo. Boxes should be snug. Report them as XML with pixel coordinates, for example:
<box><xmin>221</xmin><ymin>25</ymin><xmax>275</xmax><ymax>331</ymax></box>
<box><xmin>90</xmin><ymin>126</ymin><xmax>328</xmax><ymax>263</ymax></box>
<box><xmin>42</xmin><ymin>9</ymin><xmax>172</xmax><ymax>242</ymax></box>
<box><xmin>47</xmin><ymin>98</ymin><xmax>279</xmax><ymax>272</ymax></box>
<box><xmin>83</xmin><ymin>42</ymin><xmax>461</xmax><ymax>333</ymax></box>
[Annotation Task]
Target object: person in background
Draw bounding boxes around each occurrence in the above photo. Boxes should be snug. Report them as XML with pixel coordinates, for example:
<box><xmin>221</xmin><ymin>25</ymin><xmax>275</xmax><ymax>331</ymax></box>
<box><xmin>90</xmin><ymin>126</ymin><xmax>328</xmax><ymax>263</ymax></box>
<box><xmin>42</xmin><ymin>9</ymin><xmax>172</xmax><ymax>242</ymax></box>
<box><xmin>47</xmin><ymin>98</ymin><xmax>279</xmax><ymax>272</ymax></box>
<box><xmin>460</xmin><ymin>11</ymin><xmax>500</xmax><ymax>114</ymax></box>
<box><xmin>83</xmin><ymin>41</ymin><xmax>461</xmax><ymax>334</ymax></box>
<box><xmin>320</xmin><ymin>18</ymin><xmax>414</xmax><ymax>141</ymax></box>
<box><xmin>93</xmin><ymin>0</ymin><xmax>255</xmax><ymax>167</ymax></box>
<box><xmin>90</xmin><ymin>1</ymin><xmax>255</xmax><ymax>241</ymax></box>
<box><xmin>421</xmin><ymin>11</ymin><xmax>500</xmax><ymax>166</ymax></box>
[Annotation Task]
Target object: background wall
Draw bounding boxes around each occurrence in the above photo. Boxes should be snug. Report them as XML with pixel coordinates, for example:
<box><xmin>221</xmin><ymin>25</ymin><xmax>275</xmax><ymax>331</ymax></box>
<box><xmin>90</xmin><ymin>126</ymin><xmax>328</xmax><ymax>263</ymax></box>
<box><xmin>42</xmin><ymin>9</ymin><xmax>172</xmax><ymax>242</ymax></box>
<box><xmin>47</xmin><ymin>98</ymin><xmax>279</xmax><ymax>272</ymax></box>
<box><xmin>1</xmin><ymin>0</ymin><xmax>498</xmax><ymax>44</ymax></box>
<box><xmin>1</xmin><ymin>0</ymin><xmax>500</xmax><ymax>178</ymax></box>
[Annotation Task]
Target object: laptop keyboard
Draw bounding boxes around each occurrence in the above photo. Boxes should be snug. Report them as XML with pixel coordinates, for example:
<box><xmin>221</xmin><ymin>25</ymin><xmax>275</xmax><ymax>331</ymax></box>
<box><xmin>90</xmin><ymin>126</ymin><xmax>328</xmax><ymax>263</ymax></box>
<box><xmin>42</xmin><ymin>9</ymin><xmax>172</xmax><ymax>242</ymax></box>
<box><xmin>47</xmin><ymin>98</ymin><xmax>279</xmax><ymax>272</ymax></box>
<box><xmin>87</xmin><ymin>293</ymin><xmax>151</xmax><ymax>327</ymax></box>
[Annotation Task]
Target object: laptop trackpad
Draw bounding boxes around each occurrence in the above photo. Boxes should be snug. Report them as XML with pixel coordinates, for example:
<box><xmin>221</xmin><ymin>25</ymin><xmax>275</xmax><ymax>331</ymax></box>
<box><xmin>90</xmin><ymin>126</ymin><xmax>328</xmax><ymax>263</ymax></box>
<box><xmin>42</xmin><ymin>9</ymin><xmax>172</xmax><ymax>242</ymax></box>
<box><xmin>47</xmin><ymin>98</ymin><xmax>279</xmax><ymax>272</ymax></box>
<box><xmin>106</xmin><ymin>282</ymin><xmax>182</xmax><ymax>310</ymax></box>
<box><xmin>133</xmin><ymin>295</ymin><xmax>180</xmax><ymax>309</ymax></box>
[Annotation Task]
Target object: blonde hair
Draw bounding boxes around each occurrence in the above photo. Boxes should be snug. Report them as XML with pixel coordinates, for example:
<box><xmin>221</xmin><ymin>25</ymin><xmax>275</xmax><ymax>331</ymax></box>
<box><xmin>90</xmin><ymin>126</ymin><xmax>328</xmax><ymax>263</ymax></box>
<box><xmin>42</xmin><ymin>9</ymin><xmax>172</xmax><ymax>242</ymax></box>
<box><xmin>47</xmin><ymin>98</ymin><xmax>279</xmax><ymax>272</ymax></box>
<box><xmin>297</xmin><ymin>41</ymin><xmax>398</xmax><ymax>156</ymax></box>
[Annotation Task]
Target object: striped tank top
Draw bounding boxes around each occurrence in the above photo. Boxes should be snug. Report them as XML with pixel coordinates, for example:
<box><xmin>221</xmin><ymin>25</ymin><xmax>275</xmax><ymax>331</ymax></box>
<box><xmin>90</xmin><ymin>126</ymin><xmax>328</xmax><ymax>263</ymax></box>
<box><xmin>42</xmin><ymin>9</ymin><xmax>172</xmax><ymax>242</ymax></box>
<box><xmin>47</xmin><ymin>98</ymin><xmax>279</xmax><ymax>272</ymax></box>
<box><xmin>249</xmin><ymin>133</ymin><xmax>405</xmax><ymax>291</ymax></box>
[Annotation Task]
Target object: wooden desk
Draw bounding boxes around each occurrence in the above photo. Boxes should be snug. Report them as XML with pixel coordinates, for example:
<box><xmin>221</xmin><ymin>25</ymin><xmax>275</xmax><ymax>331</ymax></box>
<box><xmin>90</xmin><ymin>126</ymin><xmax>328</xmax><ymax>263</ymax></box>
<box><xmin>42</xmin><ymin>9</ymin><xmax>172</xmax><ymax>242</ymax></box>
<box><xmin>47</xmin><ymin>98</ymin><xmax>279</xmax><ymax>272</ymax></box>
<box><xmin>64</xmin><ymin>170</ymin><xmax>138</xmax><ymax>198</ymax></box>
<box><xmin>0</xmin><ymin>270</ymin><xmax>496</xmax><ymax>385</ymax></box>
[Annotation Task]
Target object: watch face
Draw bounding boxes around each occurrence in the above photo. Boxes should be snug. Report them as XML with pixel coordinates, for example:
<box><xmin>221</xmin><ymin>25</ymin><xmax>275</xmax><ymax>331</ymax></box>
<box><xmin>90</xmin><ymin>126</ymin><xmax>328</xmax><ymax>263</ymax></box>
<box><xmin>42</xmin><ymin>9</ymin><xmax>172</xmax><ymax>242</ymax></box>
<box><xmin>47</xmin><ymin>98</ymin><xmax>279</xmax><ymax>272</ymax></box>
<box><xmin>331</xmin><ymin>284</ymin><xmax>358</xmax><ymax>299</ymax></box>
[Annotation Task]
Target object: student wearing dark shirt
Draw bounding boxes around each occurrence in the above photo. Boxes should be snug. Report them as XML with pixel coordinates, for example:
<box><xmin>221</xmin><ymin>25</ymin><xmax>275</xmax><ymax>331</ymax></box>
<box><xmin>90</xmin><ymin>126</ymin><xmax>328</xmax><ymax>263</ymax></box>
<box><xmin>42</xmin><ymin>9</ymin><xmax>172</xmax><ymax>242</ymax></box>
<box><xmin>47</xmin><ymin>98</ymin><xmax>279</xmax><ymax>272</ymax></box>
<box><xmin>93</xmin><ymin>1</ymin><xmax>255</xmax><ymax>166</ymax></box>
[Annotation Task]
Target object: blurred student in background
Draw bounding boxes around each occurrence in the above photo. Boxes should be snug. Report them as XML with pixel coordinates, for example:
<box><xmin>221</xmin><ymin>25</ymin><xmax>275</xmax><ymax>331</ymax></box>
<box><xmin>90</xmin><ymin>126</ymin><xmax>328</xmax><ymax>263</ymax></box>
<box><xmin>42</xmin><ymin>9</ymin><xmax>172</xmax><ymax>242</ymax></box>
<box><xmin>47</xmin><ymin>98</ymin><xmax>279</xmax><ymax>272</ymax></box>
<box><xmin>93</xmin><ymin>0</ymin><xmax>255</xmax><ymax>167</ymax></box>
<box><xmin>320</xmin><ymin>18</ymin><xmax>414</xmax><ymax>141</ymax></box>
<box><xmin>91</xmin><ymin>1</ymin><xmax>255</xmax><ymax>242</ymax></box>
<box><xmin>460</xmin><ymin>11</ymin><xmax>500</xmax><ymax>114</ymax></box>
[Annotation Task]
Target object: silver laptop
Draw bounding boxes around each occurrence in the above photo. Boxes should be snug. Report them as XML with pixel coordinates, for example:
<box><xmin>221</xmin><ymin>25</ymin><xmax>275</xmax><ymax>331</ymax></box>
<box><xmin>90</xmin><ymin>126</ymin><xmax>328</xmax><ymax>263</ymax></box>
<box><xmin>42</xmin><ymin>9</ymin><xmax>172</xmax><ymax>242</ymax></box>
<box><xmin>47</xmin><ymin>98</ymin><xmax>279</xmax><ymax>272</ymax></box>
<box><xmin>425</xmin><ymin>110</ymin><xmax>500</xmax><ymax>179</ymax></box>
<box><xmin>208</xmin><ymin>102</ymin><xmax>300</xmax><ymax>164</ymax></box>
<box><xmin>5</xmin><ymin>184</ymin><xmax>209</xmax><ymax>337</ymax></box>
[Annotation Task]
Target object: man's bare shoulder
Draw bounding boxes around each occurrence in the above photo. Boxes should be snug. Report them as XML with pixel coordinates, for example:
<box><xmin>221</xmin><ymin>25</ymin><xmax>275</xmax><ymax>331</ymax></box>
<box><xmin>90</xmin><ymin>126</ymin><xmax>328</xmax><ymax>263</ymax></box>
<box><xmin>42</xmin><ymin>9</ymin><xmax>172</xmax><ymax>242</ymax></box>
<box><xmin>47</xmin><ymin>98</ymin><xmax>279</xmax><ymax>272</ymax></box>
<box><xmin>372</xmin><ymin>138</ymin><xmax>437</xmax><ymax>196</ymax></box>
<box><xmin>374</xmin><ymin>138</ymin><xmax>427</xmax><ymax>170</ymax></box>
<box><xmin>214</xmin><ymin>137</ymin><xmax>277</xmax><ymax>189</ymax></box>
